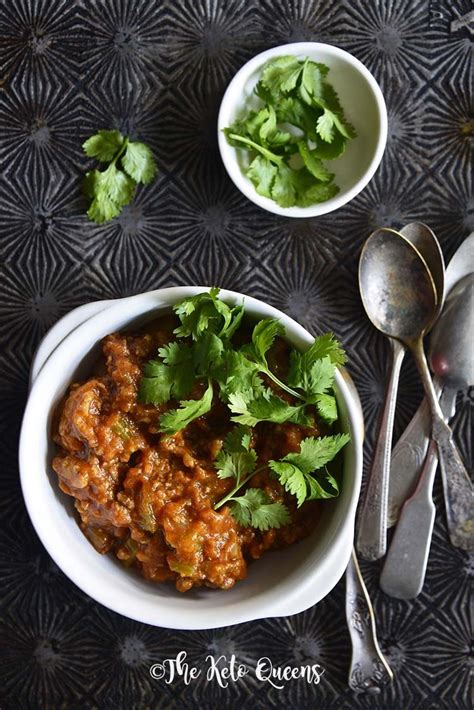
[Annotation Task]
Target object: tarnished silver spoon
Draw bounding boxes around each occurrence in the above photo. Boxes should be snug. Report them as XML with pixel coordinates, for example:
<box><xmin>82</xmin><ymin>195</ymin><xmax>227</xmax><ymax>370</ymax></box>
<box><xmin>357</xmin><ymin>229</ymin><xmax>471</xmax><ymax>558</ymax></box>
<box><xmin>380</xmin><ymin>274</ymin><xmax>474</xmax><ymax>598</ymax></box>
<box><xmin>356</xmin><ymin>224</ymin><xmax>445</xmax><ymax>561</ymax></box>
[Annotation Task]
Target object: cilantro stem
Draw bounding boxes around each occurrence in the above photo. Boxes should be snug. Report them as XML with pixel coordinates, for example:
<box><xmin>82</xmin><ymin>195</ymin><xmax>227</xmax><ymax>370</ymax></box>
<box><xmin>228</xmin><ymin>134</ymin><xmax>283</xmax><ymax>165</ymax></box>
<box><xmin>261</xmin><ymin>367</ymin><xmax>304</xmax><ymax>401</ymax></box>
<box><xmin>214</xmin><ymin>464</ymin><xmax>266</xmax><ymax>510</ymax></box>
<box><xmin>112</xmin><ymin>137</ymin><xmax>129</xmax><ymax>166</ymax></box>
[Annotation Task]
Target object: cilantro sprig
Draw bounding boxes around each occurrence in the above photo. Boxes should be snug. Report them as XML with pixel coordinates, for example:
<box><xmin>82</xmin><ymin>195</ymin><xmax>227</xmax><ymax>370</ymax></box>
<box><xmin>269</xmin><ymin>434</ymin><xmax>350</xmax><ymax>506</ymax></box>
<box><xmin>213</xmin><ymin>427</ymin><xmax>291</xmax><ymax>531</ymax></box>
<box><xmin>213</xmin><ymin>426</ymin><xmax>349</xmax><ymax>530</ymax></box>
<box><xmin>82</xmin><ymin>129</ymin><xmax>158</xmax><ymax>224</ymax></box>
<box><xmin>223</xmin><ymin>56</ymin><xmax>356</xmax><ymax>208</ymax></box>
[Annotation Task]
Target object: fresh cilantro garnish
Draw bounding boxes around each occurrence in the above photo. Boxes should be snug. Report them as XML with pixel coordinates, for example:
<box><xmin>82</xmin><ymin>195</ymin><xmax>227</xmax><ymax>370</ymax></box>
<box><xmin>213</xmin><ymin>428</ymin><xmax>348</xmax><ymax>529</ymax></box>
<box><xmin>137</xmin><ymin>290</ymin><xmax>351</xmax><ymax>527</ymax></box>
<box><xmin>82</xmin><ymin>129</ymin><xmax>157</xmax><ymax>224</ymax></box>
<box><xmin>217</xmin><ymin>350</ymin><xmax>264</xmax><ymax>398</ymax></box>
<box><xmin>138</xmin><ymin>343</ymin><xmax>195</xmax><ymax>405</ymax></box>
<box><xmin>244</xmin><ymin>319</ymin><xmax>304</xmax><ymax>399</ymax></box>
<box><xmin>215</xmin><ymin>447</ymin><xmax>257</xmax><ymax>481</ymax></box>
<box><xmin>228</xmin><ymin>488</ymin><xmax>291</xmax><ymax>531</ymax></box>
<box><xmin>213</xmin><ymin>438</ymin><xmax>290</xmax><ymax>531</ymax></box>
<box><xmin>312</xmin><ymin>392</ymin><xmax>338</xmax><ymax>425</ymax></box>
<box><xmin>228</xmin><ymin>388</ymin><xmax>309</xmax><ymax>427</ymax></box>
<box><xmin>241</xmin><ymin>321</ymin><xmax>342</xmax><ymax>422</ymax></box>
<box><xmin>223</xmin><ymin>56</ymin><xmax>356</xmax><ymax>208</ymax></box>
<box><xmin>173</xmin><ymin>287</ymin><xmax>244</xmax><ymax>341</ymax></box>
<box><xmin>158</xmin><ymin>381</ymin><xmax>214</xmax><ymax>435</ymax></box>
<box><xmin>214</xmin><ymin>443</ymin><xmax>258</xmax><ymax>511</ymax></box>
<box><xmin>269</xmin><ymin>434</ymin><xmax>350</xmax><ymax>506</ymax></box>
<box><xmin>223</xmin><ymin>425</ymin><xmax>253</xmax><ymax>453</ymax></box>
<box><xmin>293</xmin><ymin>331</ymin><xmax>347</xmax><ymax>367</ymax></box>
<box><xmin>192</xmin><ymin>332</ymin><xmax>225</xmax><ymax>375</ymax></box>
<box><xmin>287</xmin><ymin>332</ymin><xmax>346</xmax><ymax>422</ymax></box>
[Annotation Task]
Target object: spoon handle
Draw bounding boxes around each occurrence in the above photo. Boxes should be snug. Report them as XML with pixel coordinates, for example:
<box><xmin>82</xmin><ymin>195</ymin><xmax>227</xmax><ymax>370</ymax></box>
<box><xmin>381</xmin><ymin>385</ymin><xmax>465</xmax><ymax>598</ymax></box>
<box><xmin>357</xmin><ymin>338</ymin><xmax>406</xmax><ymax>560</ymax></box>
<box><xmin>434</xmin><ymin>421</ymin><xmax>474</xmax><ymax>550</ymax></box>
<box><xmin>387</xmin><ymin>380</ymin><xmax>448</xmax><ymax>527</ymax></box>
<box><xmin>380</xmin><ymin>440</ymin><xmax>438</xmax><ymax>599</ymax></box>
<box><xmin>410</xmin><ymin>339</ymin><xmax>474</xmax><ymax>551</ymax></box>
<box><xmin>346</xmin><ymin>549</ymin><xmax>394</xmax><ymax>692</ymax></box>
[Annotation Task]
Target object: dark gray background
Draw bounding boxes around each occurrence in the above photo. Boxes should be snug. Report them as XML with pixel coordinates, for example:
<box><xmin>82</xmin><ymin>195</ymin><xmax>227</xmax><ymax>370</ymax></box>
<box><xmin>0</xmin><ymin>1</ymin><xmax>472</xmax><ymax>708</ymax></box>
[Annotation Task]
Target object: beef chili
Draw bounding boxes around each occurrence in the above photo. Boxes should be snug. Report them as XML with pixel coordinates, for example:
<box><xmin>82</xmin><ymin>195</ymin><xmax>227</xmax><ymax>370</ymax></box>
<box><xmin>52</xmin><ymin>290</ymin><xmax>349</xmax><ymax>592</ymax></box>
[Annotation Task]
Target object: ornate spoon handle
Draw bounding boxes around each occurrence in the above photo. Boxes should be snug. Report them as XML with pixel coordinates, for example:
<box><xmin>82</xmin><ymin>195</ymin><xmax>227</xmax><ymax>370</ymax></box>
<box><xmin>346</xmin><ymin>549</ymin><xmax>393</xmax><ymax>693</ymax></box>
<box><xmin>434</xmin><ymin>419</ymin><xmax>474</xmax><ymax>550</ymax></box>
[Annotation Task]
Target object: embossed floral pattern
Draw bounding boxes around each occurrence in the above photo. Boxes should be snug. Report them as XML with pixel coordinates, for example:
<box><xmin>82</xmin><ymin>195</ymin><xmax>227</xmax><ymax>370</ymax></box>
<box><xmin>0</xmin><ymin>1</ymin><xmax>471</xmax><ymax>708</ymax></box>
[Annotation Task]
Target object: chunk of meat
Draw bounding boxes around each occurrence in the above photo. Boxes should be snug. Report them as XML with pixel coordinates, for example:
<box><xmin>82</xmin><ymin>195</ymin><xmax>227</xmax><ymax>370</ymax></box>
<box><xmin>103</xmin><ymin>335</ymin><xmax>143</xmax><ymax>412</ymax></box>
<box><xmin>56</xmin><ymin>379</ymin><xmax>107</xmax><ymax>452</ymax></box>
<box><xmin>52</xmin><ymin>455</ymin><xmax>131</xmax><ymax>529</ymax></box>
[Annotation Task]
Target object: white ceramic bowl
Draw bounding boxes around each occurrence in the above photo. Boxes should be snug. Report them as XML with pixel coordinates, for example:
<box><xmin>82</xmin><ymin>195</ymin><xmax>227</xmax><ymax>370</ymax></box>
<box><xmin>20</xmin><ymin>287</ymin><xmax>363</xmax><ymax>629</ymax></box>
<box><xmin>218</xmin><ymin>42</ymin><xmax>387</xmax><ymax>217</ymax></box>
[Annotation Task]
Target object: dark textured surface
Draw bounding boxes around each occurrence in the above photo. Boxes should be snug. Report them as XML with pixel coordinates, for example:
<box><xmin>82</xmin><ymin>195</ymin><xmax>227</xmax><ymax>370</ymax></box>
<box><xmin>0</xmin><ymin>1</ymin><xmax>472</xmax><ymax>708</ymax></box>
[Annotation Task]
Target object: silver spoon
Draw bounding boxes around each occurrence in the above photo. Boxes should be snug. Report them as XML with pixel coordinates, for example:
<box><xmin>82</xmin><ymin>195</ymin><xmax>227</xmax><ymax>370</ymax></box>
<box><xmin>357</xmin><ymin>229</ymin><xmax>471</xmax><ymax>557</ymax></box>
<box><xmin>346</xmin><ymin>549</ymin><xmax>394</xmax><ymax>692</ymax></box>
<box><xmin>380</xmin><ymin>274</ymin><xmax>474</xmax><ymax>598</ymax></box>
<box><xmin>387</xmin><ymin>233</ymin><xmax>474</xmax><ymax>526</ymax></box>
<box><xmin>356</xmin><ymin>225</ymin><xmax>445</xmax><ymax>561</ymax></box>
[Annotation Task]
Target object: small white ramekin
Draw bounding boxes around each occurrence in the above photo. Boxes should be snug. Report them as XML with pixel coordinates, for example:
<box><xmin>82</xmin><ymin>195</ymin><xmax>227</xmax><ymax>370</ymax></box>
<box><xmin>218</xmin><ymin>42</ymin><xmax>387</xmax><ymax>217</ymax></box>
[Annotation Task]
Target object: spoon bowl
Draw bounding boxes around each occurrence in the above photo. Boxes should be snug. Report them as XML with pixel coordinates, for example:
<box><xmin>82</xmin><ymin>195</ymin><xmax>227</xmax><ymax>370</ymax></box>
<box><xmin>429</xmin><ymin>274</ymin><xmax>474</xmax><ymax>390</ymax></box>
<box><xmin>400</xmin><ymin>223</ymin><xmax>445</xmax><ymax>323</ymax></box>
<box><xmin>359</xmin><ymin>228</ymin><xmax>438</xmax><ymax>342</ymax></box>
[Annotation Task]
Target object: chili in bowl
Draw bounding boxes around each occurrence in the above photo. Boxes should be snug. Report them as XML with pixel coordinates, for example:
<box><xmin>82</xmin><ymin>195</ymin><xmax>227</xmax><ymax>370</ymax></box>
<box><xmin>20</xmin><ymin>287</ymin><xmax>363</xmax><ymax>629</ymax></box>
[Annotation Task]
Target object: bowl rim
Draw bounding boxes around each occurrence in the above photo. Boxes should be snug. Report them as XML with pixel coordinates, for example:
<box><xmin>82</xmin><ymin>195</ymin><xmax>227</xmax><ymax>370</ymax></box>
<box><xmin>217</xmin><ymin>41</ymin><xmax>388</xmax><ymax>217</ymax></box>
<box><xmin>19</xmin><ymin>287</ymin><xmax>363</xmax><ymax>628</ymax></box>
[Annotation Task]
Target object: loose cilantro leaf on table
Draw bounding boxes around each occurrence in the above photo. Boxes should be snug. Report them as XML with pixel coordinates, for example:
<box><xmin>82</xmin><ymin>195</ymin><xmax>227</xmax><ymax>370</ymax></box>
<box><xmin>223</xmin><ymin>55</ymin><xmax>356</xmax><ymax>208</ymax></box>
<box><xmin>82</xmin><ymin>129</ymin><xmax>157</xmax><ymax>224</ymax></box>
